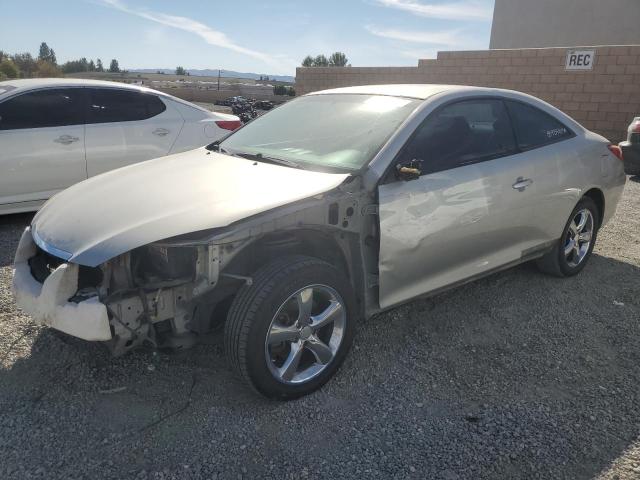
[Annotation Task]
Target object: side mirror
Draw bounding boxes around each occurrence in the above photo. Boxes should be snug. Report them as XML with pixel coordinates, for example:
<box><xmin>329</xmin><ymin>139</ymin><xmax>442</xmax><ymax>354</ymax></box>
<box><xmin>396</xmin><ymin>159</ymin><xmax>422</xmax><ymax>181</ymax></box>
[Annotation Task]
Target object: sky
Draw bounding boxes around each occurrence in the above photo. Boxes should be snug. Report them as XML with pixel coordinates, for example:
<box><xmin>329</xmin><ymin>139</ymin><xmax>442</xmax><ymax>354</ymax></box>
<box><xmin>0</xmin><ymin>0</ymin><xmax>495</xmax><ymax>76</ymax></box>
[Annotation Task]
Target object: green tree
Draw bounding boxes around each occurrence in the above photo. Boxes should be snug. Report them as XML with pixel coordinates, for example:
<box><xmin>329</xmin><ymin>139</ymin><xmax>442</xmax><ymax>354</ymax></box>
<box><xmin>38</xmin><ymin>42</ymin><xmax>50</xmax><ymax>61</ymax></box>
<box><xmin>11</xmin><ymin>52</ymin><xmax>37</xmax><ymax>77</ymax></box>
<box><xmin>61</xmin><ymin>57</ymin><xmax>91</xmax><ymax>74</ymax></box>
<box><xmin>329</xmin><ymin>52</ymin><xmax>348</xmax><ymax>67</ymax></box>
<box><xmin>273</xmin><ymin>85</ymin><xmax>295</xmax><ymax>96</ymax></box>
<box><xmin>175</xmin><ymin>66</ymin><xmax>186</xmax><ymax>75</ymax></box>
<box><xmin>302</xmin><ymin>55</ymin><xmax>314</xmax><ymax>67</ymax></box>
<box><xmin>108</xmin><ymin>59</ymin><xmax>120</xmax><ymax>73</ymax></box>
<box><xmin>38</xmin><ymin>42</ymin><xmax>56</xmax><ymax>65</ymax></box>
<box><xmin>96</xmin><ymin>59</ymin><xmax>104</xmax><ymax>72</ymax></box>
<box><xmin>35</xmin><ymin>59</ymin><xmax>61</xmax><ymax>77</ymax></box>
<box><xmin>313</xmin><ymin>54</ymin><xmax>329</xmax><ymax>67</ymax></box>
<box><xmin>88</xmin><ymin>59</ymin><xmax>95</xmax><ymax>71</ymax></box>
<box><xmin>0</xmin><ymin>59</ymin><xmax>20</xmax><ymax>78</ymax></box>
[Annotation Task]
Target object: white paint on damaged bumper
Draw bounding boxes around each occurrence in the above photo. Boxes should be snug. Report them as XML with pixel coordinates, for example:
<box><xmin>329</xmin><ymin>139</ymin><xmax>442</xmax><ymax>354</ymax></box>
<box><xmin>12</xmin><ymin>228</ymin><xmax>112</xmax><ymax>341</ymax></box>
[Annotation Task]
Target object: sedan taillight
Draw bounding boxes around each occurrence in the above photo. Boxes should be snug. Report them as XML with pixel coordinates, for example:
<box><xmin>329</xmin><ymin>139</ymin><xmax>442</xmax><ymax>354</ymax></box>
<box><xmin>608</xmin><ymin>145</ymin><xmax>624</xmax><ymax>161</ymax></box>
<box><xmin>215</xmin><ymin>120</ymin><xmax>242</xmax><ymax>131</ymax></box>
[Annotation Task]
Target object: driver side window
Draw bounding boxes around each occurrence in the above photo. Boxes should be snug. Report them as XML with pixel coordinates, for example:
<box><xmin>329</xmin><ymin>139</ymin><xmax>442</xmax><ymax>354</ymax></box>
<box><xmin>398</xmin><ymin>98</ymin><xmax>517</xmax><ymax>176</ymax></box>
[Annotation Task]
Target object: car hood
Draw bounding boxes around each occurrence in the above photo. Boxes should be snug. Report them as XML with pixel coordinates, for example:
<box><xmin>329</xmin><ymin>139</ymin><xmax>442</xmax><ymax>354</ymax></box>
<box><xmin>31</xmin><ymin>148</ymin><xmax>349</xmax><ymax>267</ymax></box>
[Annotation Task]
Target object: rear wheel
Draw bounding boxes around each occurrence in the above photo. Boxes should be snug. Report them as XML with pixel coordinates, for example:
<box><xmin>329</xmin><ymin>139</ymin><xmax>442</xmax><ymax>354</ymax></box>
<box><xmin>537</xmin><ymin>197</ymin><xmax>599</xmax><ymax>277</ymax></box>
<box><xmin>224</xmin><ymin>256</ymin><xmax>355</xmax><ymax>400</ymax></box>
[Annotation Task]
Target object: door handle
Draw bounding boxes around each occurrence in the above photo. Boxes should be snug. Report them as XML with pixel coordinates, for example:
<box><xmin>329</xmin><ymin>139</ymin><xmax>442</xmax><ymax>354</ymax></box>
<box><xmin>152</xmin><ymin>128</ymin><xmax>170</xmax><ymax>137</ymax></box>
<box><xmin>54</xmin><ymin>135</ymin><xmax>80</xmax><ymax>145</ymax></box>
<box><xmin>512</xmin><ymin>177</ymin><xmax>533</xmax><ymax>192</ymax></box>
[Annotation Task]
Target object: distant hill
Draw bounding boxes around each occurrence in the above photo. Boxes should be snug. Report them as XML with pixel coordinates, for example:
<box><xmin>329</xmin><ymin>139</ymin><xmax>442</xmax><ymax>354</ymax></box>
<box><xmin>131</xmin><ymin>68</ymin><xmax>295</xmax><ymax>83</ymax></box>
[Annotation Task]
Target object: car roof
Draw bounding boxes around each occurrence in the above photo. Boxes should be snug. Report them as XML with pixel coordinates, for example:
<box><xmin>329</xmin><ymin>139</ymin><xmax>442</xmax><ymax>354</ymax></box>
<box><xmin>0</xmin><ymin>77</ymin><xmax>238</xmax><ymax>119</ymax></box>
<box><xmin>0</xmin><ymin>77</ymin><xmax>165</xmax><ymax>99</ymax></box>
<box><xmin>307</xmin><ymin>84</ymin><xmax>496</xmax><ymax>100</ymax></box>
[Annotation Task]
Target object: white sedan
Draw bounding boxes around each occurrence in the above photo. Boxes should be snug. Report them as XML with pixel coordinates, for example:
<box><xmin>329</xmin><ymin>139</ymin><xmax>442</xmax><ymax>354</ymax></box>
<box><xmin>0</xmin><ymin>78</ymin><xmax>241</xmax><ymax>214</ymax></box>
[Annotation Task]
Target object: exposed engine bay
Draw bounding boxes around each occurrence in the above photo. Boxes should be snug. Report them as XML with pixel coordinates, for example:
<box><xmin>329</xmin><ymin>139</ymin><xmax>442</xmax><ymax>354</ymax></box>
<box><xmin>18</xmin><ymin>179</ymin><xmax>376</xmax><ymax>357</ymax></box>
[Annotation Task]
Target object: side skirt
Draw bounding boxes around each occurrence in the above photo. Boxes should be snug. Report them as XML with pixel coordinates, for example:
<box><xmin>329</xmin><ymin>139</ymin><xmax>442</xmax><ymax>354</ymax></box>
<box><xmin>368</xmin><ymin>239</ymin><xmax>558</xmax><ymax>318</ymax></box>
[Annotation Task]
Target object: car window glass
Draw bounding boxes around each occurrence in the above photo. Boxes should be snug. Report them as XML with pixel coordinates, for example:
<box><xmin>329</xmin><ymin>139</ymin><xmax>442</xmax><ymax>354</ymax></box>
<box><xmin>221</xmin><ymin>94</ymin><xmax>420</xmax><ymax>171</ymax></box>
<box><xmin>400</xmin><ymin>98</ymin><xmax>516</xmax><ymax>175</ymax></box>
<box><xmin>505</xmin><ymin>100</ymin><xmax>572</xmax><ymax>150</ymax></box>
<box><xmin>87</xmin><ymin>89</ymin><xmax>166</xmax><ymax>123</ymax></box>
<box><xmin>0</xmin><ymin>88</ymin><xmax>85</xmax><ymax>130</ymax></box>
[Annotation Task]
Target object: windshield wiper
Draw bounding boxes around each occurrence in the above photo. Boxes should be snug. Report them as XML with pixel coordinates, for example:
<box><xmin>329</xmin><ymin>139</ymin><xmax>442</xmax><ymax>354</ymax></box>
<box><xmin>233</xmin><ymin>151</ymin><xmax>301</xmax><ymax>169</ymax></box>
<box><xmin>205</xmin><ymin>140</ymin><xmax>233</xmax><ymax>155</ymax></box>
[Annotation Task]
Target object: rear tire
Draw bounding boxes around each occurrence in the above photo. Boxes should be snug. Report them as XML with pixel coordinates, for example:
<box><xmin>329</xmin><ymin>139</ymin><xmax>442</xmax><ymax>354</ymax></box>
<box><xmin>224</xmin><ymin>255</ymin><xmax>356</xmax><ymax>400</ymax></box>
<box><xmin>536</xmin><ymin>197</ymin><xmax>600</xmax><ymax>277</ymax></box>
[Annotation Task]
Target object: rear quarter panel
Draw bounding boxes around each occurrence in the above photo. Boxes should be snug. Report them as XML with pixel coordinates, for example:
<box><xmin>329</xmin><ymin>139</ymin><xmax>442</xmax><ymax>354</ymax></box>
<box><xmin>569</xmin><ymin>131</ymin><xmax>625</xmax><ymax>227</ymax></box>
<box><xmin>586</xmin><ymin>131</ymin><xmax>626</xmax><ymax>226</ymax></box>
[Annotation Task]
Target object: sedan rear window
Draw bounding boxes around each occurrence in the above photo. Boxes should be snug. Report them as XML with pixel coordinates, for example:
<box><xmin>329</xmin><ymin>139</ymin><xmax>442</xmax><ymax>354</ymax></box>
<box><xmin>220</xmin><ymin>94</ymin><xmax>421</xmax><ymax>171</ymax></box>
<box><xmin>86</xmin><ymin>89</ymin><xmax>166</xmax><ymax>124</ymax></box>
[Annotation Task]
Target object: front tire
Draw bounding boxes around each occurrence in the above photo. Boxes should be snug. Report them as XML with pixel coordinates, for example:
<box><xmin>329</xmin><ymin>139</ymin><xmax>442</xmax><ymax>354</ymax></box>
<box><xmin>224</xmin><ymin>256</ymin><xmax>356</xmax><ymax>400</ymax></box>
<box><xmin>537</xmin><ymin>197</ymin><xmax>600</xmax><ymax>277</ymax></box>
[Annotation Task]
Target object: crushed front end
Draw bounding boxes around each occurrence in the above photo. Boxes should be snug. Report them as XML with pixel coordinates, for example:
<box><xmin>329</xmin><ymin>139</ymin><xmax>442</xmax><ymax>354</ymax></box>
<box><xmin>13</xmin><ymin>227</ymin><xmax>223</xmax><ymax>356</ymax></box>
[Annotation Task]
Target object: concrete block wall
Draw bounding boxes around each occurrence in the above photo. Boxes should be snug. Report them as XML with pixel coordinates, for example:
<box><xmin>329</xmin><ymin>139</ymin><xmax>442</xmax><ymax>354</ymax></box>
<box><xmin>295</xmin><ymin>45</ymin><xmax>640</xmax><ymax>142</ymax></box>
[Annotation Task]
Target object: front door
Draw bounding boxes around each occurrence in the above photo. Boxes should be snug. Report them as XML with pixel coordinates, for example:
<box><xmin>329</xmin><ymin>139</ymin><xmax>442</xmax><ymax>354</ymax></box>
<box><xmin>0</xmin><ymin>88</ymin><xmax>87</xmax><ymax>209</ymax></box>
<box><xmin>377</xmin><ymin>98</ymin><xmax>540</xmax><ymax>309</ymax></box>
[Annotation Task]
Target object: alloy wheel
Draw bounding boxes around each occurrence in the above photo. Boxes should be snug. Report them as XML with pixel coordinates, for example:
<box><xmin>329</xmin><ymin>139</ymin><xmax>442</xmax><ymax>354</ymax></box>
<box><xmin>563</xmin><ymin>208</ymin><xmax>594</xmax><ymax>267</ymax></box>
<box><xmin>264</xmin><ymin>285</ymin><xmax>346</xmax><ymax>384</ymax></box>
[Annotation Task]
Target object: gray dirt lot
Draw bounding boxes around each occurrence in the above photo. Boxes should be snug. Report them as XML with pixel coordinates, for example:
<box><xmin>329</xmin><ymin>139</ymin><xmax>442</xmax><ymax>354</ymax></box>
<box><xmin>1</xmin><ymin>179</ymin><xmax>639</xmax><ymax>480</ymax></box>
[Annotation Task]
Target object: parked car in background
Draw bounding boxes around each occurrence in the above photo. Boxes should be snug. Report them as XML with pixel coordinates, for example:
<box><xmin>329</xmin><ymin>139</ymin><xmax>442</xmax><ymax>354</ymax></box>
<box><xmin>13</xmin><ymin>85</ymin><xmax>625</xmax><ymax>399</ymax></box>
<box><xmin>620</xmin><ymin>116</ymin><xmax>640</xmax><ymax>176</ymax></box>
<box><xmin>254</xmin><ymin>100</ymin><xmax>275</xmax><ymax>110</ymax></box>
<box><xmin>215</xmin><ymin>95</ymin><xmax>248</xmax><ymax>107</ymax></box>
<box><xmin>0</xmin><ymin>78</ymin><xmax>241</xmax><ymax>214</ymax></box>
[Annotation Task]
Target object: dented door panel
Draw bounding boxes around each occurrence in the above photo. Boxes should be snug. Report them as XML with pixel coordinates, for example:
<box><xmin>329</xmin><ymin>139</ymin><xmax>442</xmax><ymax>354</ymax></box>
<box><xmin>377</xmin><ymin>154</ymin><xmax>538</xmax><ymax>309</ymax></box>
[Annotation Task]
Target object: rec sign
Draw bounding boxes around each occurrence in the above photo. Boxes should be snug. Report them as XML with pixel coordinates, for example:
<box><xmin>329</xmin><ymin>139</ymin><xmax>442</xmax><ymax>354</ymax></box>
<box><xmin>565</xmin><ymin>50</ymin><xmax>595</xmax><ymax>70</ymax></box>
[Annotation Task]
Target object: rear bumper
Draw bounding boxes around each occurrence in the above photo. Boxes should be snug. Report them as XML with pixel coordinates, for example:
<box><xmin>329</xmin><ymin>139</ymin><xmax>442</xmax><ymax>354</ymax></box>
<box><xmin>12</xmin><ymin>228</ymin><xmax>112</xmax><ymax>341</ymax></box>
<box><xmin>620</xmin><ymin>141</ymin><xmax>640</xmax><ymax>175</ymax></box>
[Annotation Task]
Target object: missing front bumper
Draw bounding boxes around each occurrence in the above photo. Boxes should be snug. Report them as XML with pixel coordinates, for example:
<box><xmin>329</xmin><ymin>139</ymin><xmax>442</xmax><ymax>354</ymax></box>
<box><xmin>12</xmin><ymin>228</ymin><xmax>112</xmax><ymax>341</ymax></box>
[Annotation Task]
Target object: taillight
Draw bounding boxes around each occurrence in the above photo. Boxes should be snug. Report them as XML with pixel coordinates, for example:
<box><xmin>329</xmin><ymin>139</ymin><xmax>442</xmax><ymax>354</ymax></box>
<box><xmin>608</xmin><ymin>144</ymin><xmax>624</xmax><ymax>161</ymax></box>
<box><xmin>215</xmin><ymin>120</ymin><xmax>242</xmax><ymax>131</ymax></box>
<box><xmin>632</xmin><ymin>122</ymin><xmax>640</xmax><ymax>133</ymax></box>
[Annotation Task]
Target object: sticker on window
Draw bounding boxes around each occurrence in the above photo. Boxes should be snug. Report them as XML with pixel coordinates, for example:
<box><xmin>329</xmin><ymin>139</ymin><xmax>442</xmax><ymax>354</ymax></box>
<box><xmin>546</xmin><ymin>127</ymin><xmax>567</xmax><ymax>138</ymax></box>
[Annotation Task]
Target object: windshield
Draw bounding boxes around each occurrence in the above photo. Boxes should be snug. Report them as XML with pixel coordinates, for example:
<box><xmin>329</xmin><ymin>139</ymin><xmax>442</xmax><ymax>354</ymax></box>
<box><xmin>220</xmin><ymin>94</ymin><xmax>420</xmax><ymax>171</ymax></box>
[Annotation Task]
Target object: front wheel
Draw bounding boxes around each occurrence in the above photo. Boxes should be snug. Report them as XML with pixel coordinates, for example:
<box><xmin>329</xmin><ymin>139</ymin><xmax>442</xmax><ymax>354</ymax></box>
<box><xmin>224</xmin><ymin>256</ymin><xmax>356</xmax><ymax>400</ymax></box>
<box><xmin>537</xmin><ymin>197</ymin><xmax>600</xmax><ymax>277</ymax></box>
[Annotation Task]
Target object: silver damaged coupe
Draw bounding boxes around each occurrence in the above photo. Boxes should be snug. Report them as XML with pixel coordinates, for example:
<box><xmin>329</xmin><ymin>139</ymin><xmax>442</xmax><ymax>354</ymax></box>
<box><xmin>13</xmin><ymin>84</ymin><xmax>626</xmax><ymax>399</ymax></box>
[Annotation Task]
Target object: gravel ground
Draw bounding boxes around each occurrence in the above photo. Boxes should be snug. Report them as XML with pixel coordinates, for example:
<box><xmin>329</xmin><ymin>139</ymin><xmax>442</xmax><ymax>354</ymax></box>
<box><xmin>1</xmin><ymin>178</ymin><xmax>639</xmax><ymax>480</ymax></box>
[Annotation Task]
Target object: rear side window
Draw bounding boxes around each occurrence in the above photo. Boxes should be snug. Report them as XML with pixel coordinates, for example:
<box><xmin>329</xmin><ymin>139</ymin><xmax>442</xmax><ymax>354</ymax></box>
<box><xmin>505</xmin><ymin>100</ymin><xmax>573</xmax><ymax>150</ymax></box>
<box><xmin>0</xmin><ymin>88</ymin><xmax>85</xmax><ymax>130</ymax></box>
<box><xmin>87</xmin><ymin>89</ymin><xmax>166</xmax><ymax>124</ymax></box>
<box><xmin>399</xmin><ymin>98</ymin><xmax>516</xmax><ymax>175</ymax></box>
